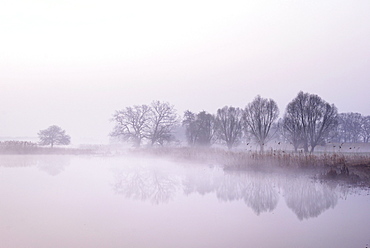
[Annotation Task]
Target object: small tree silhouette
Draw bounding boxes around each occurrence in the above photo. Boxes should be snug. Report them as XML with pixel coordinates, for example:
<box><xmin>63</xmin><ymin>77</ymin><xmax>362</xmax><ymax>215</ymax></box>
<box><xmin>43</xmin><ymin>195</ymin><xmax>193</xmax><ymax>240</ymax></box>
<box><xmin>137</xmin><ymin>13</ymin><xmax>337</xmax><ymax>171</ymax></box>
<box><xmin>38</xmin><ymin>125</ymin><xmax>71</xmax><ymax>148</ymax></box>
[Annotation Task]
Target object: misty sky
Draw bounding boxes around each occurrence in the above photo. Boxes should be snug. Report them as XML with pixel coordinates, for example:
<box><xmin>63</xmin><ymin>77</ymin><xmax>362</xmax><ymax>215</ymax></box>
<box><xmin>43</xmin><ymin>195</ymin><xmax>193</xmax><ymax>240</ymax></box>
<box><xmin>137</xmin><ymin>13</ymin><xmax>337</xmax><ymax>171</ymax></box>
<box><xmin>1</xmin><ymin>0</ymin><xmax>369</xmax><ymax>144</ymax></box>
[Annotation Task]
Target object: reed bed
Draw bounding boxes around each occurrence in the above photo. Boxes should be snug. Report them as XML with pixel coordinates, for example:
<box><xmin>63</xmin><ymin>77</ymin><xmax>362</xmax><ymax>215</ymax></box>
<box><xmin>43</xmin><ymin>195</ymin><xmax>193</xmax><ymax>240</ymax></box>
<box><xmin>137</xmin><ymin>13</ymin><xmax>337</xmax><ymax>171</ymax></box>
<box><xmin>130</xmin><ymin>146</ymin><xmax>370</xmax><ymax>182</ymax></box>
<box><xmin>0</xmin><ymin>141</ymin><xmax>94</xmax><ymax>155</ymax></box>
<box><xmin>131</xmin><ymin>146</ymin><xmax>368</xmax><ymax>167</ymax></box>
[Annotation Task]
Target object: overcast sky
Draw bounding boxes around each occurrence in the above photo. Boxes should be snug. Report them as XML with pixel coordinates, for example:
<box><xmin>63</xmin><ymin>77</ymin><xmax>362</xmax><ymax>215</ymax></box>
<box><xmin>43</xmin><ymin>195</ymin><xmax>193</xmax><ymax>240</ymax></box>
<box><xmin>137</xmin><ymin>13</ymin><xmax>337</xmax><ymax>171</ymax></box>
<box><xmin>1</xmin><ymin>0</ymin><xmax>369</xmax><ymax>144</ymax></box>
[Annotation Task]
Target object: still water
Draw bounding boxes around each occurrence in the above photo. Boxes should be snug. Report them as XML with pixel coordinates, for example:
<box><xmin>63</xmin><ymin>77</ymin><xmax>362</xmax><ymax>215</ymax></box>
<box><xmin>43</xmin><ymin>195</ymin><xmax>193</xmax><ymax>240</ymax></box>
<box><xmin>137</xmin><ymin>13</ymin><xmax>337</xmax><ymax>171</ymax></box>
<box><xmin>0</xmin><ymin>155</ymin><xmax>369</xmax><ymax>248</ymax></box>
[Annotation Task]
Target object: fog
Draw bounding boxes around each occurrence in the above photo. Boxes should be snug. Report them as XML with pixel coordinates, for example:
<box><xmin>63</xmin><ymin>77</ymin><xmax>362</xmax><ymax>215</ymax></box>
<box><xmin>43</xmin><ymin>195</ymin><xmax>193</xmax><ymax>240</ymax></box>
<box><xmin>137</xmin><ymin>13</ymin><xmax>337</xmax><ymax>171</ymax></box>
<box><xmin>1</xmin><ymin>0</ymin><xmax>370</xmax><ymax>144</ymax></box>
<box><xmin>1</xmin><ymin>2</ymin><xmax>370</xmax><ymax>244</ymax></box>
<box><xmin>0</xmin><ymin>154</ymin><xmax>369</xmax><ymax>248</ymax></box>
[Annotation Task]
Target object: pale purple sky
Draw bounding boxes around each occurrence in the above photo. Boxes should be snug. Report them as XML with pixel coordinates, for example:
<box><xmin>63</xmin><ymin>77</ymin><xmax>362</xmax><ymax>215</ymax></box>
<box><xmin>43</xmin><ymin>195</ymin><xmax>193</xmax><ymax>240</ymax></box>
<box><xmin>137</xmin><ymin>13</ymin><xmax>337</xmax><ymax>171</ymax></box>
<box><xmin>1</xmin><ymin>0</ymin><xmax>369</xmax><ymax>144</ymax></box>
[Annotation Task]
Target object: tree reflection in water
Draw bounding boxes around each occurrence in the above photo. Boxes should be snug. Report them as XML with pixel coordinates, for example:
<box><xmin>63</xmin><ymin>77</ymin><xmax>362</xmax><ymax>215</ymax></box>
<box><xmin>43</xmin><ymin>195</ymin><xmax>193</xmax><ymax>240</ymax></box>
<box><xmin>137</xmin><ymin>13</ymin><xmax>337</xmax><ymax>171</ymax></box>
<box><xmin>241</xmin><ymin>177</ymin><xmax>279</xmax><ymax>215</ymax></box>
<box><xmin>111</xmin><ymin>162</ymin><xmax>352</xmax><ymax>220</ymax></box>
<box><xmin>112</xmin><ymin>166</ymin><xmax>179</xmax><ymax>204</ymax></box>
<box><xmin>0</xmin><ymin>155</ymin><xmax>38</xmax><ymax>167</ymax></box>
<box><xmin>0</xmin><ymin>155</ymin><xmax>70</xmax><ymax>176</ymax></box>
<box><xmin>37</xmin><ymin>155</ymin><xmax>71</xmax><ymax>176</ymax></box>
<box><xmin>283</xmin><ymin>177</ymin><xmax>338</xmax><ymax>220</ymax></box>
<box><xmin>183</xmin><ymin>166</ymin><xmax>222</xmax><ymax>196</ymax></box>
<box><xmin>213</xmin><ymin>171</ymin><xmax>278</xmax><ymax>215</ymax></box>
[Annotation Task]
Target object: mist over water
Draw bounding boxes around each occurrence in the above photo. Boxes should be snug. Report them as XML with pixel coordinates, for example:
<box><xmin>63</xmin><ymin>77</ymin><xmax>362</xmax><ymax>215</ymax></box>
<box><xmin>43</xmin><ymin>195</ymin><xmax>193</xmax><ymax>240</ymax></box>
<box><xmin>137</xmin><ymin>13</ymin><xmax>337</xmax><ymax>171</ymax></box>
<box><xmin>1</xmin><ymin>1</ymin><xmax>370</xmax><ymax>247</ymax></box>
<box><xmin>0</xmin><ymin>154</ymin><xmax>369</xmax><ymax>248</ymax></box>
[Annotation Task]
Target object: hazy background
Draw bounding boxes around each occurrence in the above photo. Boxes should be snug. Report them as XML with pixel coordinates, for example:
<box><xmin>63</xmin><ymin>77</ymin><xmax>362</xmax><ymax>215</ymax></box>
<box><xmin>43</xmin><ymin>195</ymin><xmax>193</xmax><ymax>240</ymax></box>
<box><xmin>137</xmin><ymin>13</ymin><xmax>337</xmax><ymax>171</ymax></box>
<box><xmin>1</xmin><ymin>0</ymin><xmax>369</xmax><ymax>144</ymax></box>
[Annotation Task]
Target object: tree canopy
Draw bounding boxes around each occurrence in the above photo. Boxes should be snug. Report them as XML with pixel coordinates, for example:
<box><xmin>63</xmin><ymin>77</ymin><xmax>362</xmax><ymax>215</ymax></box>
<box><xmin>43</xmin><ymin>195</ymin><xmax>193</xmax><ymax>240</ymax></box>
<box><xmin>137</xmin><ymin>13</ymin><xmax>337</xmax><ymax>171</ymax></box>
<box><xmin>244</xmin><ymin>95</ymin><xmax>279</xmax><ymax>152</ymax></box>
<box><xmin>283</xmin><ymin>91</ymin><xmax>338</xmax><ymax>153</ymax></box>
<box><xmin>215</xmin><ymin>106</ymin><xmax>243</xmax><ymax>149</ymax></box>
<box><xmin>38</xmin><ymin>125</ymin><xmax>71</xmax><ymax>147</ymax></box>
<box><xmin>182</xmin><ymin>110</ymin><xmax>216</xmax><ymax>147</ymax></box>
<box><xmin>110</xmin><ymin>101</ymin><xmax>178</xmax><ymax>147</ymax></box>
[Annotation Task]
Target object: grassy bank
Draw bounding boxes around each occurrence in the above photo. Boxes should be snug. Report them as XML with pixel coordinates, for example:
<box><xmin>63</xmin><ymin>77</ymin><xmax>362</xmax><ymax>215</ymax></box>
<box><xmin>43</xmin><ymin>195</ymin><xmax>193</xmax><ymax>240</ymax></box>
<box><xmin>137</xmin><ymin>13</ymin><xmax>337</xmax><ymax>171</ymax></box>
<box><xmin>0</xmin><ymin>141</ymin><xmax>95</xmax><ymax>155</ymax></box>
<box><xmin>2</xmin><ymin>141</ymin><xmax>369</xmax><ymax>184</ymax></box>
<box><xmin>129</xmin><ymin>146</ymin><xmax>370</xmax><ymax>183</ymax></box>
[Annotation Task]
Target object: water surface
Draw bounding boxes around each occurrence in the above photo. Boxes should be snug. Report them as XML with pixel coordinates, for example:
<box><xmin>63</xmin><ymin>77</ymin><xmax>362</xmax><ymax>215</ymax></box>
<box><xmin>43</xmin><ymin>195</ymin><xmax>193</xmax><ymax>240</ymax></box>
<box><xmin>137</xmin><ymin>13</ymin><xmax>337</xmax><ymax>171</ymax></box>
<box><xmin>0</xmin><ymin>155</ymin><xmax>369</xmax><ymax>248</ymax></box>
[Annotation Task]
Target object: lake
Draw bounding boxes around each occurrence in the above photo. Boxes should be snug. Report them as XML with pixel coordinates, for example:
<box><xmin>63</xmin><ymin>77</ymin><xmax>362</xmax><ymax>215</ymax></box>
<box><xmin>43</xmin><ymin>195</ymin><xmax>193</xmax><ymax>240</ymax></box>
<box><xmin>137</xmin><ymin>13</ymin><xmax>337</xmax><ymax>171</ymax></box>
<box><xmin>0</xmin><ymin>154</ymin><xmax>369</xmax><ymax>248</ymax></box>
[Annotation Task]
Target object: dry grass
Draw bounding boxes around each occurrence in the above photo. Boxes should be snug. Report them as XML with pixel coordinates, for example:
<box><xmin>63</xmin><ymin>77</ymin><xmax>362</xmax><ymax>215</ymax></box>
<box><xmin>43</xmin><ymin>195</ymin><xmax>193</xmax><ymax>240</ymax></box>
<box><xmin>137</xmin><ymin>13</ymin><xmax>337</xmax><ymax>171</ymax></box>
<box><xmin>0</xmin><ymin>141</ymin><xmax>95</xmax><ymax>155</ymax></box>
<box><xmin>131</xmin><ymin>146</ymin><xmax>369</xmax><ymax>167</ymax></box>
<box><xmin>129</xmin><ymin>146</ymin><xmax>370</xmax><ymax>183</ymax></box>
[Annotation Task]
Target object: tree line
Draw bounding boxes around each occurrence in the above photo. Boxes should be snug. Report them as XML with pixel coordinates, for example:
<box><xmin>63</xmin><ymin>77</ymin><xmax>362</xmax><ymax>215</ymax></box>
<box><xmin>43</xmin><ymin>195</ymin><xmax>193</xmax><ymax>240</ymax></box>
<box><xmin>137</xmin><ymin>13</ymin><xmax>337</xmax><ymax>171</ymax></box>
<box><xmin>110</xmin><ymin>91</ymin><xmax>370</xmax><ymax>153</ymax></box>
<box><xmin>32</xmin><ymin>91</ymin><xmax>369</xmax><ymax>151</ymax></box>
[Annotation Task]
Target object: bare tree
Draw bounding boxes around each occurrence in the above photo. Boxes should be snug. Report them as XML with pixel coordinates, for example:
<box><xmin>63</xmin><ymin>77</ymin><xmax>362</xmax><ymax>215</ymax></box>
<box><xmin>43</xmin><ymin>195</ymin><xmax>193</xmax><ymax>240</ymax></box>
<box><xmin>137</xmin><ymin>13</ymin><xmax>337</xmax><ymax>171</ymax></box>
<box><xmin>110</xmin><ymin>105</ymin><xmax>152</xmax><ymax>147</ymax></box>
<box><xmin>182</xmin><ymin>110</ymin><xmax>216</xmax><ymax>147</ymax></box>
<box><xmin>148</xmin><ymin>101</ymin><xmax>178</xmax><ymax>146</ymax></box>
<box><xmin>283</xmin><ymin>101</ymin><xmax>305</xmax><ymax>152</ymax></box>
<box><xmin>182</xmin><ymin>110</ymin><xmax>198</xmax><ymax>146</ymax></box>
<box><xmin>336</xmin><ymin>112</ymin><xmax>362</xmax><ymax>143</ymax></box>
<box><xmin>215</xmin><ymin>106</ymin><xmax>243</xmax><ymax>149</ymax></box>
<box><xmin>284</xmin><ymin>91</ymin><xmax>338</xmax><ymax>153</ymax></box>
<box><xmin>196</xmin><ymin>111</ymin><xmax>217</xmax><ymax>146</ymax></box>
<box><xmin>244</xmin><ymin>95</ymin><xmax>279</xmax><ymax>152</ymax></box>
<box><xmin>38</xmin><ymin>125</ymin><xmax>71</xmax><ymax>148</ymax></box>
<box><xmin>360</xmin><ymin>115</ymin><xmax>370</xmax><ymax>143</ymax></box>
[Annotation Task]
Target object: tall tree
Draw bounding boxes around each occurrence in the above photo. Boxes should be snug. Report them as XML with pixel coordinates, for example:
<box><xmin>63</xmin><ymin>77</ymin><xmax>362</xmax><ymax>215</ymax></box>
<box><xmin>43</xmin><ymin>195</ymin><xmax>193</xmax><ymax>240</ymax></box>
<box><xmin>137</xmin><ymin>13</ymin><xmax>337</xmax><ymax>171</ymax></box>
<box><xmin>244</xmin><ymin>95</ymin><xmax>279</xmax><ymax>152</ymax></box>
<box><xmin>215</xmin><ymin>106</ymin><xmax>243</xmax><ymax>149</ymax></box>
<box><xmin>360</xmin><ymin>115</ymin><xmax>370</xmax><ymax>143</ymax></box>
<box><xmin>182</xmin><ymin>110</ymin><xmax>216</xmax><ymax>147</ymax></box>
<box><xmin>282</xmin><ymin>101</ymin><xmax>305</xmax><ymax>152</ymax></box>
<box><xmin>195</xmin><ymin>111</ymin><xmax>217</xmax><ymax>146</ymax></box>
<box><xmin>182</xmin><ymin>110</ymin><xmax>198</xmax><ymax>146</ymax></box>
<box><xmin>284</xmin><ymin>91</ymin><xmax>338</xmax><ymax>153</ymax></box>
<box><xmin>336</xmin><ymin>112</ymin><xmax>362</xmax><ymax>143</ymax></box>
<box><xmin>148</xmin><ymin>101</ymin><xmax>178</xmax><ymax>146</ymax></box>
<box><xmin>38</xmin><ymin>125</ymin><xmax>71</xmax><ymax>148</ymax></box>
<box><xmin>110</xmin><ymin>105</ymin><xmax>152</xmax><ymax>147</ymax></box>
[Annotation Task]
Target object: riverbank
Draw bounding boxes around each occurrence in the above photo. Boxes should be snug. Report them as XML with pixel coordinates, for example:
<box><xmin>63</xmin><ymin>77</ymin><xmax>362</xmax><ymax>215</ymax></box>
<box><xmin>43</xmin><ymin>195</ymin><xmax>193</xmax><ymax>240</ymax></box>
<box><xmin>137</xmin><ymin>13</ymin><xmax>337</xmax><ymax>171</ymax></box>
<box><xmin>0</xmin><ymin>141</ymin><xmax>95</xmax><ymax>155</ymax></box>
<box><xmin>1</xmin><ymin>142</ymin><xmax>369</xmax><ymax>185</ymax></box>
<box><xmin>128</xmin><ymin>147</ymin><xmax>370</xmax><ymax>186</ymax></box>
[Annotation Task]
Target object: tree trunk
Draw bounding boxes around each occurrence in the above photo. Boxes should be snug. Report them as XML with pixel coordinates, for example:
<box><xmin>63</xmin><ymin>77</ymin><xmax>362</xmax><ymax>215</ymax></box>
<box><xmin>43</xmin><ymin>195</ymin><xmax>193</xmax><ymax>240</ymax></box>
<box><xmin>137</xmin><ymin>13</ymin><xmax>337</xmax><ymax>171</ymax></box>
<box><xmin>310</xmin><ymin>146</ymin><xmax>315</xmax><ymax>153</ymax></box>
<box><xmin>293</xmin><ymin>145</ymin><xmax>298</xmax><ymax>153</ymax></box>
<box><xmin>303</xmin><ymin>142</ymin><xmax>309</xmax><ymax>153</ymax></box>
<box><xmin>259</xmin><ymin>143</ymin><xmax>264</xmax><ymax>154</ymax></box>
<box><xmin>227</xmin><ymin>143</ymin><xmax>233</xmax><ymax>150</ymax></box>
<box><xmin>133</xmin><ymin>138</ymin><xmax>141</xmax><ymax>148</ymax></box>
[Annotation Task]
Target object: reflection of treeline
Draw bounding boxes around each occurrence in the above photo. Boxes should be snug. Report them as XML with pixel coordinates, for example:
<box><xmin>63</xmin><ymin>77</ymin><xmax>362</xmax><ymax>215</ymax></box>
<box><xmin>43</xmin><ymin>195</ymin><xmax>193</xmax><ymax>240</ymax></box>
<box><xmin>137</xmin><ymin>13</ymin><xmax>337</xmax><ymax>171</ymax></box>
<box><xmin>112</xmin><ymin>160</ymin><xmax>354</xmax><ymax>220</ymax></box>
<box><xmin>0</xmin><ymin>154</ymin><xmax>70</xmax><ymax>177</ymax></box>
<box><xmin>112</xmin><ymin>166</ymin><xmax>179</xmax><ymax>204</ymax></box>
<box><xmin>0</xmin><ymin>140</ymin><xmax>94</xmax><ymax>154</ymax></box>
<box><xmin>215</xmin><ymin>172</ymin><xmax>279</xmax><ymax>215</ymax></box>
<box><xmin>0</xmin><ymin>154</ymin><xmax>38</xmax><ymax>167</ymax></box>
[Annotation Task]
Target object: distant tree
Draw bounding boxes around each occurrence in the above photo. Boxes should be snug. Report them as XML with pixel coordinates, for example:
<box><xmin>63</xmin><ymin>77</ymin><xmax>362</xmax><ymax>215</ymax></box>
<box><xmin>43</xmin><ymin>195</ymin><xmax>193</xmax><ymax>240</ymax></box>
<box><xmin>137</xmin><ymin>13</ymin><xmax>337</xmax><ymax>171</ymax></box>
<box><xmin>148</xmin><ymin>101</ymin><xmax>178</xmax><ymax>146</ymax></box>
<box><xmin>110</xmin><ymin>105</ymin><xmax>152</xmax><ymax>147</ymax></box>
<box><xmin>110</xmin><ymin>101</ymin><xmax>179</xmax><ymax>147</ymax></box>
<box><xmin>182</xmin><ymin>110</ymin><xmax>216</xmax><ymax>147</ymax></box>
<box><xmin>284</xmin><ymin>91</ymin><xmax>338</xmax><ymax>153</ymax></box>
<box><xmin>244</xmin><ymin>95</ymin><xmax>279</xmax><ymax>152</ymax></box>
<box><xmin>282</xmin><ymin>100</ymin><xmax>305</xmax><ymax>152</ymax></box>
<box><xmin>182</xmin><ymin>110</ymin><xmax>198</xmax><ymax>146</ymax></box>
<box><xmin>336</xmin><ymin>112</ymin><xmax>362</xmax><ymax>143</ymax></box>
<box><xmin>215</xmin><ymin>106</ymin><xmax>243</xmax><ymax>149</ymax></box>
<box><xmin>360</xmin><ymin>115</ymin><xmax>370</xmax><ymax>143</ymax></box>
<box><xmin>38</xmin><ymin>125</ymin><xmax>71</xmax><ymax>148</ymax></box>
<box><xmin>195</xmin><ymin>111</ymin><xmax>217</xmax><ymax>146</ymax></box>
<box><xmin>273</xmin><ymin>118</ymin><xmax>286</xmax><ymax>143</ymax></box>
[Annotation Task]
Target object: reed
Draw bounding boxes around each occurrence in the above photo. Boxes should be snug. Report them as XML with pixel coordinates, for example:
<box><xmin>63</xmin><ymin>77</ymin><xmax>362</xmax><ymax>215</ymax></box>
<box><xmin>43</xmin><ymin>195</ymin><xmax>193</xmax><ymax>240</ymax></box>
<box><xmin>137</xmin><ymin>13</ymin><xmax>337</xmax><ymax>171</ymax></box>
<box><xmin>0</xmin><ymin>141</ymin><xmax>94</xmax><ymax>155</ymax></box>
<box><xmin>130</xmin><ymin>146</ymin><xmax>370</xmax><ymax>180</ymax></box>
